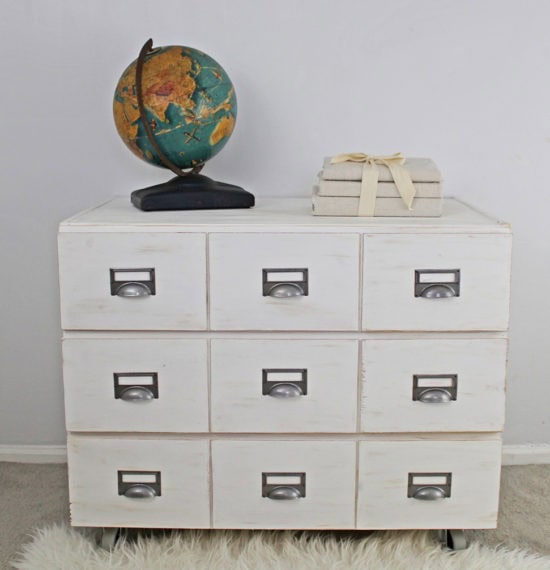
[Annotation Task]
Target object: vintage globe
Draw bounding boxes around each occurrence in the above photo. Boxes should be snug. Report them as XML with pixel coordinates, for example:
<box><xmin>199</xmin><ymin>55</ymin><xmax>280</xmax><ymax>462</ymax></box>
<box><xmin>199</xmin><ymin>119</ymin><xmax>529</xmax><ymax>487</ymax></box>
<box><xmin>113</xmin><ymin>44</ymin><xmax>237</xmax><ymax>170</ymax></box>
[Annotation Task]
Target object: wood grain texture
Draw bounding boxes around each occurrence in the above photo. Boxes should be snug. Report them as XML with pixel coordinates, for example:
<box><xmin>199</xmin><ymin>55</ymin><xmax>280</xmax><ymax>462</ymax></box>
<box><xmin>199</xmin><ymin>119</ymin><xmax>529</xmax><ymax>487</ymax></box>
<box><xmin>67</xmin><ymin>435</ymin><xmax>210</xmax><ymax>528</ymax></box>
<box><xmin>58</xmin><ymin>197</ymin><xmax>511</xmax><ymax>532</ymax></box>
<box><xmin>362</xmin><ymin>233</ymin><xmax>512</xmax><ymax>331</ymax></box>
<box><xmin>211</xmin><ymin>339</ymin><xmax>358</xmax><ymax>432</ymax></box>
<box><xmin>58</xmin><ymin>232</ymin><xmax>207</xmax><ymax>330</ymax></box>
<box><xmin>211</xmin><ymin>440</ymin><xmax>356</xmax><ymax>528</ymax></box>
<box><xmin>361</xmin><ymin>338</ymin><xmax>507</xmax><ymax>432</ymax></box>
<box><xmin>209</xmin><ymin>233</ymin><xmax>360</xmax><ymax>331</ymax></box>
<box><xmin>59</xmin><ymin>198</ymin><xmax>511</xmax><ymax>235</ymax></box>
<box><xmin>356</xmin><ymin>439</ymin><xmax>502</xmax><ymax>529</ymax></box>
<box><xmin>63</xmin><ymin>338</ymin><xmax>208</xmax><ymax>432</ymax></box>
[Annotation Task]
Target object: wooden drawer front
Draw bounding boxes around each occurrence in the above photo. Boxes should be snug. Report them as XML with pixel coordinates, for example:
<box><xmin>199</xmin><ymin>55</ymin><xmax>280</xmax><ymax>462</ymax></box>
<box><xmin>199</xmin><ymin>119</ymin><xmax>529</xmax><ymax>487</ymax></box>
<box><xmin>209</xmin><ymin>233</ymin><xmax>360</xmax><ymax>330</ymax></box>
<box><xmin>361</xmin><ymin>339</ymin><xmax>507</xmax><ymax>432</ymax></box>
<box><xmin>212</xmin><ymin>441</ymin><xmax>356</xmax><ymax>528</ymax></box>
<box><xmin>67</xmin><ymin>436</ymin><xmax>210</xmax><ymax>528</ymax></box>
<box><xmin>211</xmin><ymin>340</ymin><xmax>358</xmax><ymax>432</ymax></box>
<box><xmin>59</xmin><ymin>233</ymin><xmax>207</xmax><ymax>330</ymax></box>
<box><xmin>362</xmin><ymin>234</ymin><xmax>511</xmax><ymax>331</ymax></box>
<box><xmin>63</xmin><ymin>338</ymin><xmax>208</xmax><ymax>432</ymax></box>
<box><xmin>357</xmin><ymin>439</ymin><xmax>501</xmax><ymax>529</ymax></box>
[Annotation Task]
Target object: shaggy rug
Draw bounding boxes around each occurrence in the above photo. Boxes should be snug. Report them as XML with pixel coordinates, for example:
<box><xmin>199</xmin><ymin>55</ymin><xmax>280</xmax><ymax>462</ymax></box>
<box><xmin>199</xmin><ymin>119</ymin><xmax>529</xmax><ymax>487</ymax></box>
<box><xmin>11</xmin><ymin>526</ymin><xmax>550</xmax><ymax>570</ymax></box>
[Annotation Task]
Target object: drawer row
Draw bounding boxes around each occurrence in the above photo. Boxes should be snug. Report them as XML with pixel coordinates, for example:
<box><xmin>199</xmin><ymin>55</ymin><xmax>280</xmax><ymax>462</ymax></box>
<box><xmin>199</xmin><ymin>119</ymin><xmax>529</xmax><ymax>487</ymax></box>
<box><xmin>58</xmin><ymin>232</ymin><xmax>511</xmax><ymax>331</ymax></box>
<box><xmin>63</xmin><ymin>337</ymin><xmax>507</xmax><ymax>433</ymax></box>
<box><xmin>68</xmin><ymin>435</ymin><xmax>501</xmax><ymax>530</ymax></box>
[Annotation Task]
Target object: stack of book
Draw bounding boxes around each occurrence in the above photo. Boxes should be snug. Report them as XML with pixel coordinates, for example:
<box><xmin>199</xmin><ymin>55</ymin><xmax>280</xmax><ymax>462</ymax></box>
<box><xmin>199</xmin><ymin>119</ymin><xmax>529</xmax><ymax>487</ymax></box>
<box><xmin>312</xmin><ymin>156</ymin><xmax>443</xmax><ymax>217</ymax></box>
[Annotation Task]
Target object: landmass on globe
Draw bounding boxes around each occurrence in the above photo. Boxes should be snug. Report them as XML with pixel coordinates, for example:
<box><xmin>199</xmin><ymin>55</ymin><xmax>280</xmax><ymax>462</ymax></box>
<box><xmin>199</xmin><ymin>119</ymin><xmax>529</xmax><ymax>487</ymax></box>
<box><xmin>113</xmin><ymin>45</ymin><xmax>237</xmax><ymax>170</ymax></box>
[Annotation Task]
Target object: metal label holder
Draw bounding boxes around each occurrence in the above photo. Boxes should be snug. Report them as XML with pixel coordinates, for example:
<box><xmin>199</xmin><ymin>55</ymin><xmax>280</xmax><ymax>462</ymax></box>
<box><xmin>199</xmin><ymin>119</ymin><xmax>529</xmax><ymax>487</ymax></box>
<box><xmin>408</xmin><ymin>472</ymin><xmax>452</xmax><ymax>499</ymax></box>
<box><xmin>118</xmin><ymin>470</ymin><xmax>162</xmax><ymax>497</ymax></box>
<box><xmin>262</xmin><ymin>369</ymin><xmax>308</xmax><ymax>396</ymax></box>
<box><xmin>262</xmin><ymin>268</ymin><xmax>309</xmax><ymax>297</ymax></box>
<box><xmin>113</xmin><ymin>372</ymin><xmax>159</xmax><ymax>399</ymax></box>
<box><xmin>414</xmin><ymin>269</ymin><xmax>460</xmax><ymax>298</ymax></box>
<box><xmin>412</xmin><ymin>374</ymin><xmax>458</xmax><ymax>402</ymax></box>
<box><xmin>110</xmin><ymin>268</ymin><xmax>156</xmax><ymax>296</ymax></box>
<box><xmin>262</xmin><ymin>472</ymin><xmax>306</xmax><ymax>498</ymax></box>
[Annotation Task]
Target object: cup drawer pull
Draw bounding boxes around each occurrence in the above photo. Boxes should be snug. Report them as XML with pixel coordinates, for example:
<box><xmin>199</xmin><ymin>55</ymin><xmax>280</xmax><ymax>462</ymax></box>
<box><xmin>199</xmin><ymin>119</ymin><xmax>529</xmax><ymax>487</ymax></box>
<box><xmin>415</xmin><ymin>269</ymin><xmax>460</xmax><ymax>298</ymax></box>
<box><xmin>262</xmin><ymin>472</ymin><xmax>306</xmax><ymax>500</ymax></box>
<box><xmin>114</xmin><ymin>372</ymin><xmax>159</xmax><ymax>401</ymax></box>
<box><xmin>262</xmin><ymin>369</ymin><xmax>308</xmax><ymax>397</ymax></box>
<box><xmin>417</xmin><ymin>388</ymin><xmax>452</xmax><ymax>403</ymax></box>
<box><xmin>110</xmin><ymin>268</ymin><xmax>156</xmax><ymax>297</ymax></box>
<box><xmin>263</xmin><ymin>268</ymin><xmax>309</xmax><ymax>297</ymax></box>
<box><xmin>116</xmin><ymin>282</ymin><xmax>151</xmax><ymax>297</ymax></box>
<box><xmin>118</xmin><ymin>470</ymin><xmax>161</xmax><ymax>498</ymax></box>
<box><xmin>267</xmin><ymin>283</ymin><xmax>304</xmax><ymax>298</ymax></box>
<box><xmin>119</xmin><ymin>386</ymin><xmax>155</xmax><ymax>402</ymax></box>
<box><xmin>419</xmin><ymin>284</ymin><xmax>455</xmax><ymax>298</ymax></box>
<box><xmin>266</xmin><ymin>486</ymin><xmax>302</xmax><ymax>500</ymax></box>
<box><xmin>123</xmin><ymin>484</ymin><xmax>157</xmax><ymax>499</ymax></box>
<box><xmin>408</xmin><ymin>472</ymin><xmax>451</xmax><ymax>500</ymax></box>
<box><xmin>412</xmin><ymin>374</ymin><xmax>457</xmax><ymax>402</ymax></box>
<box><xmin>267</xmin><ymin>383</ymin><xmax>303</xmax><ymax>398</ymax></box>
<box><xmin>412</xmin><ymin>486</ymin><xmax>447</xmax><ymax>501</ymax></box>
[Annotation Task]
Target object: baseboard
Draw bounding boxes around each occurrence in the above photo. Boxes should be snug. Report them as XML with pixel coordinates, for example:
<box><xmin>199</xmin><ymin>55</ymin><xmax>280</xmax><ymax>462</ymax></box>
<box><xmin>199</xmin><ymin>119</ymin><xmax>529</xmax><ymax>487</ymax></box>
<box><xmin>502</xmin><ymin>444</ymin><xmax>550</xmax><ymax>465</ymax></box>
<box><xmin>1</xmin><ymin>443</ymin><xmax>550</xmax><ymax>465</ymax></box>
<box><xmin>0</xmin><ymin>445</ymin><xmax>67</xmax><ymax>463</ymax></box>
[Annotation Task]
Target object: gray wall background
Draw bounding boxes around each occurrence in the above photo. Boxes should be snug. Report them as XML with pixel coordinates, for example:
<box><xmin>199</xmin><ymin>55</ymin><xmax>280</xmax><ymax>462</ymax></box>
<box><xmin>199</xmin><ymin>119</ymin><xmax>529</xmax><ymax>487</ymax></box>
<box><xmin>1</xmin><ymin>0</ymin><xmax>549</xmax><ymax>446</ymax></box>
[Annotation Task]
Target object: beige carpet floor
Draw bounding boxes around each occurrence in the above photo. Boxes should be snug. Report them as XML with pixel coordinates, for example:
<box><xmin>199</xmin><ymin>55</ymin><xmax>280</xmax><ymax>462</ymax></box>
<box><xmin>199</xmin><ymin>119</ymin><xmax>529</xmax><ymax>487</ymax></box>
<box><xmin>1</xmin><ymin>462</ymin><xmax>549</xmax><ymax>569</ymax></box>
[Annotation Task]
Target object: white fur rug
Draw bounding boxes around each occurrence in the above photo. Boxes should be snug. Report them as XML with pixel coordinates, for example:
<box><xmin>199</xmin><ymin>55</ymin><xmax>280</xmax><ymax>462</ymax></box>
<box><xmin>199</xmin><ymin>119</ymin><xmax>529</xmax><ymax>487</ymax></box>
<box><xmin>11</xmin><ymin>526</ymin><xmax>550</xmax><ymax>570</ymax></box>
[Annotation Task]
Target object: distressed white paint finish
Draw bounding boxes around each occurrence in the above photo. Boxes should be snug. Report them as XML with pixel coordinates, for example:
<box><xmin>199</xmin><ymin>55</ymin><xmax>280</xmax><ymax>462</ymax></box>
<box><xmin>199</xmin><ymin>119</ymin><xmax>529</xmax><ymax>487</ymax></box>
<box><xmin>356</xmin><ymin>439</ymin><xmax>502</xmax><ymax>529</ymax></box>
<box><xmin>57</xmin><ymin>197</ymin><xmax>511</xmax><ymax>531</ymax></box>
<box><xmin>211</xmin><ymin>339</ymin><xmax>358</xmax><ymax>432</ymax></box>
<box><xmin>63</xmin><ymin>330</ymin><xmax>508</xmax><ymax>341</ymax></box>
<box><xmin>67</xmin><ymin>435</ymin><xmax>210</xmax><ymax>528</ymax></box>
<box><xmin>361</xmin><ymin>339</ymin><xmax>507</xmax><ymax>432</ymax></box>
<box><xmin>62</xmin><ymin>338</ymin><xmax>208</xmax><ymax>432</ymax></box>
<box><xmin>58</xmin><ymin>232</ymin><xmax>207</xmax><ymax>330</ymax></box>
<box><xmin>6</xmin><ymin>442</ymin><xmax>550</xmax><ymax>465</ymax></box>
<box><xmin>209</xmin><ymin>233</ymin><xmax>360</xmax><ymax>331</ymax></box>
<box><xmin>211</xmin><ymin>440</ymin><xmax>356</xmax><ymax>528</ymax></box>
<box><xmin>59</xmin><ymin>198</ymin><xmax>510</xmax><ymax>235</ymax></box>
<box><xmin>362</xmin><ymin>234</ymin><xmax>512</xmax><ymax>331</ymax></box>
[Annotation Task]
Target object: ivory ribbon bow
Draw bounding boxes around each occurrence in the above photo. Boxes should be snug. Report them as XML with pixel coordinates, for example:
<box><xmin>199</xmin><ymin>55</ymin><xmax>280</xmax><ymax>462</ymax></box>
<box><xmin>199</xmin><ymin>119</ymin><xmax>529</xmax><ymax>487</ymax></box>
<box><xmin>330</xmin><ymin>152</ymin><xmax>416</xmax><ymax>216</ymax></box>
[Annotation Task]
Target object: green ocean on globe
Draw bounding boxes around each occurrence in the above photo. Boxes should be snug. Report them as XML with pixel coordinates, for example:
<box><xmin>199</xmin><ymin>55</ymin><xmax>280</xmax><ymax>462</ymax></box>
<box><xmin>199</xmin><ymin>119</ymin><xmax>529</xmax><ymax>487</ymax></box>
<box><xmin>113</xmin><ymin>45</ymin><xmax>237</xmax><ymax>170</ymax></box>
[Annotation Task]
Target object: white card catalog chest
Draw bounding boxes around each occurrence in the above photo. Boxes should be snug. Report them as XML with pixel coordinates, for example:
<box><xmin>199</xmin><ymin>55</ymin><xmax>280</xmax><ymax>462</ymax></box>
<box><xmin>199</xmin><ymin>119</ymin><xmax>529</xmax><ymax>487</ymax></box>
<box><xmin>58</xmin><ymin>197</ymin><xmax>511</xmax><ymax>548</ymax></box>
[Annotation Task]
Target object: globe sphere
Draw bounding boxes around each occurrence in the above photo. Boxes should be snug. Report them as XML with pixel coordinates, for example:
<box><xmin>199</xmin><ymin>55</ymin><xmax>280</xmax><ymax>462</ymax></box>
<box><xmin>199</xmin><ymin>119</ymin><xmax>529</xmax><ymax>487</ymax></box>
<box><xmin>113</xmin><ymin>45</ymin><xmax>237</xmax><ymax>170</ymax></box>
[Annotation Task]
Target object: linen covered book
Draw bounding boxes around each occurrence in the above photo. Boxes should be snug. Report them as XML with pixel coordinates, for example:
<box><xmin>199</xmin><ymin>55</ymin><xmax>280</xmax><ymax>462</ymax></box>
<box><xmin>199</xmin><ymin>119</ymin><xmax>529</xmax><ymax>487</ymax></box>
<box><xmin>321</xmin><ymin>156</ymin><xmax>441</xmax><ymax>183</ymax></box>
<box><xmin>312</xmin><ymin>187</ymin><xmax>443</xmax><ymax>217</ymax></box>
<box><xmin>312</xmin><ymin>154</ymin><xmax>443</xmax><ymax>217</ymax></box>
<box><xmin>318</xmin><ymin>179</ymin><xmax>441</xmax><ymax>198</ymax></box>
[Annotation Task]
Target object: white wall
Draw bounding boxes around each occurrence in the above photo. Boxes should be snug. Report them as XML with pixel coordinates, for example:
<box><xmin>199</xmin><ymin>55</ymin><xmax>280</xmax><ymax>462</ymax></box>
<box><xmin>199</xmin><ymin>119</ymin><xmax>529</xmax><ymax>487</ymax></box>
<box><xmin>1</xmin><ymin>0</ymin><xmax>548</xmax><ymax>445</ymax></box>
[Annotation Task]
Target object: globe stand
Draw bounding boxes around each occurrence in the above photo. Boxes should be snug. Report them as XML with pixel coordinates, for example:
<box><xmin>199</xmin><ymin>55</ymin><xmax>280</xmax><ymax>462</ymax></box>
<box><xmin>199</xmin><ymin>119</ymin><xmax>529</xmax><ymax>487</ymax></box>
<box><xmin>131</xmin><ymin>173</ymin><xmax>254</xmax><ymax>211</ymax></box>
<box><xmin>129</xmin><ymin>38</ymin><xmax>255</xmax><ymax>212</ymax></box>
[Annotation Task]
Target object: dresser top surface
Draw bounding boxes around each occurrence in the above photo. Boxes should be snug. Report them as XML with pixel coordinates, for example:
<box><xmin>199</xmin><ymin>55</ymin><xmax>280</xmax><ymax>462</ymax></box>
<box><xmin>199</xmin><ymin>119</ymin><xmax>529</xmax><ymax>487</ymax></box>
<box><xmin>59</xmin><ymin>197</ymin><xmax>511</xmax><ymax>234</ymax></box>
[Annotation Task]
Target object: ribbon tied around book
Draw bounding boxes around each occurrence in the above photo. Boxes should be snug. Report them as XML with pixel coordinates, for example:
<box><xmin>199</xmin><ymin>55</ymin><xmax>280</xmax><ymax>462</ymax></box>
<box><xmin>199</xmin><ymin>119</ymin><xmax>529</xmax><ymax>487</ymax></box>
<box><xmin>330</xmin><ymin>152</ymin><xmax>416</xmax><ymax>216</ymax></box>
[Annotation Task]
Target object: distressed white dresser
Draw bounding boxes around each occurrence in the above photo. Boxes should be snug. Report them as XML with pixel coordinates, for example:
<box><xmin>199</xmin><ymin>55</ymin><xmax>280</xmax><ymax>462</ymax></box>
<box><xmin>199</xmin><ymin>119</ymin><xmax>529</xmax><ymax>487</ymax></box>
<box><xmin>58</xmin><ymin>197</ymin><xmax>511</xmax><ymax>549</ymax></box>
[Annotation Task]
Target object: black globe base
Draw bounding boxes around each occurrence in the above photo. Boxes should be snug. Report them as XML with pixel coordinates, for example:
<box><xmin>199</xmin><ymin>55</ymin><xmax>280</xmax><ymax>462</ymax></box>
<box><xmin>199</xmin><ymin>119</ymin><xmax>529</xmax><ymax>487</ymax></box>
<box><xmin>131</xmin><ymin>174</ymin><xmax>255</xmax><ymax>212</ymax></box>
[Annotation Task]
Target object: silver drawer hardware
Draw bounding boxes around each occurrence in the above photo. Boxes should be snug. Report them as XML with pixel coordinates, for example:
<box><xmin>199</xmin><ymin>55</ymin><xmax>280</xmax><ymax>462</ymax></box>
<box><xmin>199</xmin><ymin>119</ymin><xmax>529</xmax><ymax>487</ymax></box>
<box><xmin>262</xmin><ymin>369</ymin><xmax>307</xmax><ymax>397</ymax></box>
<box><xmin>110</xmin><ymin>268</ymin><xmax>156</xmax><ymax>297</ymax></box>
<box><xmin>262</xmin><ymin>268</ymin><xmax>309</xmax><ymax>297</ymax></box>
<box><xmin>114</xmin><ymin>372</ymin><xmax>159</xmax><ymax>401</ymax></box>
<box><xmin>262</xmin><ymin>472</ymin><xmax>306</xmax><ymax>500</ymax></box>
<box><xmin>408</xmin><ymin>472</ymin><xmax>452</xmax><ymax>500</ymax></box>
<box><xmin>118</xmin><ymin>470</ymin><xmax>161</xmax><ymax>498</ymax></box>
<box><xmin>412</xmin><ymin>374</ymin><xmax>457</xmax><ymax>403</ymax></box>
<box><xmin>414</xmin><ymin>269</ymin><xmax>460</xmax><ymax>298</ymax></box>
